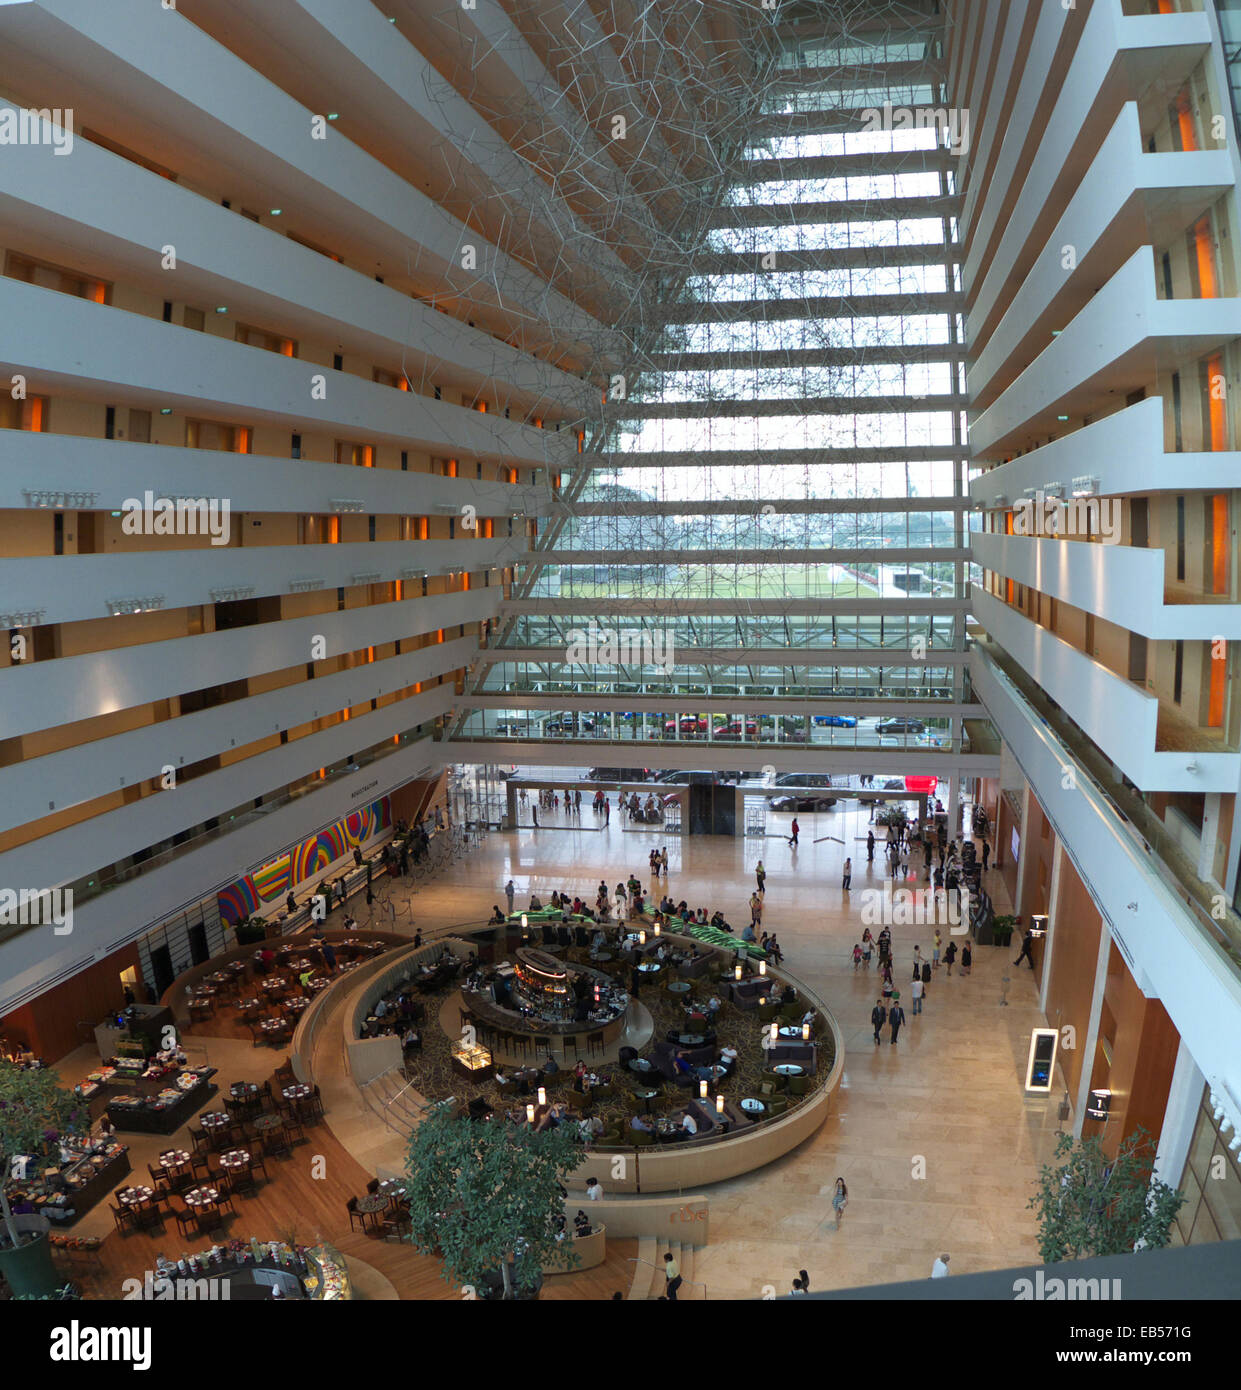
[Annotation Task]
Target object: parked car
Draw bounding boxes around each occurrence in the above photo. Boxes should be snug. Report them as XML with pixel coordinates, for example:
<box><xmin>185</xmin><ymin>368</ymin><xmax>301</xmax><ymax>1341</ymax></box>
<box><xmin>712</xmin><ymin>719</ymin><xmax>759</xmax><ymax>740</ymax></box>
<box><xmin>768</xmin><ymin>793</ymin><xmax>838</xmax><ymax>812</ymax></box>
<box><xmin>875</xmin><ymin>717</ymin><xmax>926</xmax><ymax>735</ymax></box>
<box><xmin>664</xmin><ymin>716</ymin><xmax>708</xmax><ymax>735</ymax></box>
<box><xmin>772</xmin><ymin>772</ymin><xmax>834</xmax><ymax>789</ymax></box>
<box><xmin>812</xmin><ymin>714</ymin><xmax>858</xmax><ymax>728</ymax></box>
<box><xmin>882</xmin><ymin>778</ymin><xmax>907</xmax><ymax>791</ymax></box>
<box><xmin>587</xmin><ymin>767</ymin><xmax>653</xmax><ymax>781</ymax></box>
<box><xmin>545</xmin><ymin>715</ymin><xmax>595</xmax><ymax>734</ymax></box>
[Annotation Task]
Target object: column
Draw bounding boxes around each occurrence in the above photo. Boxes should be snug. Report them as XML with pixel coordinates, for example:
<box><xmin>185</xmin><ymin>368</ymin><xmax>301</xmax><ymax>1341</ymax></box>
<box><xmin>1038</xmin><ymin>841</ymin><xmax>1064</xmax><ymax>1015</ymax></box>
<box><xmin>1072</xmin><ymin>920</ymin><xmax>1113</xmax><ymax>1140</ymax></box>
<box><xmin>1152</xmin><ymin>1039</ymin><xmax>1205</xmax><ymax>1192</ymax></box>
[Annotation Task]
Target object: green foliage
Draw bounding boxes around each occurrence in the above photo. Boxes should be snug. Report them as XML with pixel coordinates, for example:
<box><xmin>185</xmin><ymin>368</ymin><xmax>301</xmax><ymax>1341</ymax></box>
<box><xmin>234</xmin><ymin>917</ymin><xmax>267</xmax><ymax>945</ymax></box>
<box><xmin>1028</xmin><ymin>1128</ymin><xmax>1184</xmax><ymax>1264</ymax></box>
<box><xmin>873</xmin><ymin>805</ymin><xmax>907</xmax><ymax>829</ymax></box>
<box><xmin>403</xmin><ymin>1107</ymin><xmax>583</xmax><ymax>1298</ymax></box>
<box><xmin>0</xmin><ymin>1061</ymin><xmax>83</xmax><ymax>1165</ymax></box>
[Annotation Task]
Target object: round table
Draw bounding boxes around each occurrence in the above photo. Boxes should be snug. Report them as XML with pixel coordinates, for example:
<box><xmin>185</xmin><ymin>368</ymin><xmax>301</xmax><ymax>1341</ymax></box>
<box><xmin>229</xmin><ymin>1083</ymin><xmax>259</xmax><ymax>1098</ymax></box>
<box><xmin>283</xmin><ymin>1084</ymin><xmax>311</xmax><ymax>1101</ymax></box>
<box><xmin>183</xmin><ymin>1186</ymin><xmax>220</xmax><ymax>1208</ymax></box>
<box><xmin>777</xmin><ymin>1026</ymin><xmax>806</xmax><ymax>1039</ymax></box>
<box><xmin>674</xmin><ymin>1033</ymin><xmax>705</xmax><ymax>1046</ymax></box>
<box><xmin>636</xmin><ymin>962</ymin><xmax>661</xmax><ymax>974</ymax></box>
<box><xmin>200</xmin><ymin>1111</ymin><xmax>231</xmax><ymax>1129</ymax></box>
<box><xmin>773</xmin><ymin>1064</ymin><xmax>804</xmax><ymax>1076</ymax></box>
<box><xmin>259</xmin><ymin>1018</ymin><xmax>290</xmax><ymax>1034</ymax></box>
<box><xmin>263</xmin><ymin>977</ymin><xmax>290</xmax><ymax>991</ymax></box>
<box><xmin>286</xmin><ymin>958</ymin><xmax>312</xmax><ymax>973</ymax></box>
<box><xmin>740</xmin><ymin>1098</ymin><xmax>766</xmax><ymax>1114</ymax></box>
<box><xmin>117</xmin><ymin>1186</ymin><xmax>154</xmax><ymax>1207</ymax></box>
<box><xmin>283</xmin><ymin>997</ymin><xmax>309</xmax><ymax>1014</ymax></box>
<box><xmin>159</xmin><ymin>1150</ymin><xmax>191</xmax><ymax>1169</ymax></box>
<box><xmin>218</xmin><ymin>1149</ymin><xmax>250</xmax><ymax>1171</ymax></box>
<box><xmin>235</xmin><ymin>998</ymin><xmax>260</xmax><ymax>1012</ymax></box>
<box><xmin>191</xmin><ymin>986</ymin><xmax>216</xmax><ymax>998</ymax></box>
<box><xmin>666</xmin><ymin>981</ymin><xmax>692</xmax><ymax>995</ymax></box>
<box><xmin>590</xmin><ymin>952</ymin><xmax>613</xmax><ymax>963</ymax></box>
<box><xmin>627</xmin><ymin>1058</ymin><xmax>654</xmax><ymax>1074</ymax></box>
<box><xmin>378</xmin><ymin>1178</ymin><xmax>406</xmax><ymax>1196</ymax></box>
<box><xmin>632</xmin><ymin>1088</ymin><xmax>657</xmax><ymax>1113</ymax></box>
<box><xmin>356</xmin><ymin>1193</ymin><xmax>389</xmax><ymax>1215</ymax></box>
<box><xmin>251</xmin><ymin>1114</ymin><xmax>284</xmax><ymax>1135</ymax></box>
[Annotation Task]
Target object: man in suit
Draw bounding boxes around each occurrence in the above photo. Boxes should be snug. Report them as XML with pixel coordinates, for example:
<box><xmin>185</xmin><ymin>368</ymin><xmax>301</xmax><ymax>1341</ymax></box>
<box><xmin>871</xmin><ymin>998</ymin><xmax>887</xmax><ymax>1046</ymax></box>
<box><xmin>889</xmin><ymin>999</ymin><xmax>907</xmax><ymax>1045</ymax></box>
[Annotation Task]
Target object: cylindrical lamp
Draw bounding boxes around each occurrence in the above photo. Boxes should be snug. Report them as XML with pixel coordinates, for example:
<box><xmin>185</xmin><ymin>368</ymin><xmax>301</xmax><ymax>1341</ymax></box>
<box><xmin>715</xmin><ymin>1094</ymin><xmax>725</xmax><ymax>1114</ymax></box>
<box><xmin>699</xmin><ymin>1080</ymin><xmax>708</xmax><ymax>1099</ymax></box>
<box><xmin>525</xmin><ymin>1104</ymin><xmax>535</xmax><ymax>1124</ymax></box>
<box><xmin>537</xmin><ymin>1087</ymin><xmax>547</xmax><ymax>1107</ymax></box>
<box><xmin>802</xmin><ymin>1023</ymin><xmax>811</xmax><ymax>1041</ymax></box>
<box><xmin>734</xmin><ymin>965</ymin><xmax>743</xmax><ymax>980</ymax></box>
<box><xmin>653</xmin><ymin>922</ymin><xmax>661</xmax><ymax>936</ymax></box>
<box><xmin>521</xmin><ymin>913</ymin><xmax>528</xmax><ymax>930</ymax></box>
<box><xmin>770</xmin><ymin>1022</ymin><xmax>779</xmax><ymax>1042</ymax></box>
<box><xmin>758</xmin><ymin>960</ymin><xmax>766</xmax><ymax>976</ymax></box>
<box><xmin>639</xmin><ymin>929</ymin><xmax>647</xmax><ymax>945</ymax></box>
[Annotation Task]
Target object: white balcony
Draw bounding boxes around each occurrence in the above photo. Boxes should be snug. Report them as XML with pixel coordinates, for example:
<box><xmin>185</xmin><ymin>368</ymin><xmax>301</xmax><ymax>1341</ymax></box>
<box><xmin>968</xmin><ymin>247</ymin><xmax>1239</xmax><ymax>458</ymax></box>
<box><xmin>971</xmin><ymin>585</ymin><xmax>1239</xmax><ymax>791</ymax></box>
<box><xmin>0</xmin><ymin>586</ymin><xmax>496</xmax><ymax>741</ymax></box>
<box><xmin>0</xmin><ymin>538</ymin><xmax>521</xmax><ymax>627</ymax></box>
<box><xmin>971</xmin><ymin>531</ymin><xmax>1241</xmax><ymax>641</ymax></box>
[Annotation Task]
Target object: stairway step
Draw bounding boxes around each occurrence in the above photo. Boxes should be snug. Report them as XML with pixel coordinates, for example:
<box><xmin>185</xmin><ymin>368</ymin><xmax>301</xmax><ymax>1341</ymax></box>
<box><xmin>628</xmin><ymin>1236</ymin><xmax>658</xmax><ymax>1301</ymax></box>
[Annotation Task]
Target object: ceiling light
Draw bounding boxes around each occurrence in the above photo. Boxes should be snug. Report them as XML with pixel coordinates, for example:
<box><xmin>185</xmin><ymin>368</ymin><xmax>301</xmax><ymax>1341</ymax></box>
<box><xmin>215</xmin><ymin>306</ymin><xmax>228</xmax><ymax>315</ymax></box>
<box><xmin>160</xmin><ymin>408</ymin><xmax>172</xmax><ymax>415</ymax></box>
<box><xmin>327</xmin><ymin>113</ymin><xmax>339</xmax><ymax>121</ymax></box>
<box><xmin>270</xmin><ymin>208</ymin><xmax>282</xmax><ymax>216</ymax></box>
<box><xmin>1056</xmin><ymin>415</ymin><xmax>1069</xmax><ymax>421</ymax></box>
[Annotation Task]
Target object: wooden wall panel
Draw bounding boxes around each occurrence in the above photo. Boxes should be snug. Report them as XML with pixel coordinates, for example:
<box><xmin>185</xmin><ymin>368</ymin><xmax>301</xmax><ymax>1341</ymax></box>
<box><xmin>1044</xmin><ymin>853</ymin><xmax>1103</xmax><ymax>1103</ymax></box>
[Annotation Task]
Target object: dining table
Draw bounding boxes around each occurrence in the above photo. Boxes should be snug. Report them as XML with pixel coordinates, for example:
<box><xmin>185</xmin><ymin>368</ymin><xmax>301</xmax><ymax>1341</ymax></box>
<box><xmin>183</xmin><ymin>1185</ymin><xmax>221</xmax><ymax>1208</ymax></box>
<box><xmin>772</xmin><ymin>1063</ymin><xmax>804</xmax><ymax>1076</ymax></box>
<box><xmin>251</xmin><ymin>1113</ymin><xmax>284</xmax><ymax>1135</ymax></box>
<box><xmin>117</xmin><ymin>1185</ymin><xmax>155</xmax><ymax>1207</ymax></box>
<box><xmin>200</xmin><ymin>1110</ymin><xmax>232</xmax><ymax>1130</ymax></box>
<box><xmin>159</xmin><ymin>1149</ymin><xmax>191</xmax><ymax>1169</ymax></box>
<box><xmin>282</xmin><ymin>1084</ymin><xmax>312</xmax><ymax>1102</ymax></box>
<box><xmin>218</xmin><ymin>1149</ymin><xmax>251</xmax><ymax>1171</ymax></box>
<box><xmin>740</xmin><ymin>1098</ymin><xmax>766</xmax><ymax>1114</ymax></box>
<box><xmin>665</xmin><ymin>980</ymin><xmax>692</xmax><ymax>996</ymax></box>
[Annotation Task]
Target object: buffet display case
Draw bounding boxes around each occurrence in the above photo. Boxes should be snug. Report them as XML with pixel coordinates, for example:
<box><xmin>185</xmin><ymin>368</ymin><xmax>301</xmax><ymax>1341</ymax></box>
<box><xmin>3</xmin><ymin>1141</ymin><xmax>130</xmax><ymax>1227</ymax></box>
<box><xmin>106</xmin><ymin>1066</ymin><xmax>218</xmax><ymax>1134</ymax></box>
<box><xmin>303</xmin><ymin>1243</ymin><xmax>351</xmax><ymax>1300</ymax></box>
<box><xmin>450</xmin><ymin>1039</ymin><xmax>494</xmax><ymax>1081</ymax></box>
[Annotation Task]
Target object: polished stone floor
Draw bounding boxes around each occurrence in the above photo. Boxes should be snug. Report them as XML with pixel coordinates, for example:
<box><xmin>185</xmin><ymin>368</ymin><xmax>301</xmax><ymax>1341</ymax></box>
<box><xmin>363</xmin><ymin>799</ymin><xmax>1060</xmax><ymax>1296</ymax></box>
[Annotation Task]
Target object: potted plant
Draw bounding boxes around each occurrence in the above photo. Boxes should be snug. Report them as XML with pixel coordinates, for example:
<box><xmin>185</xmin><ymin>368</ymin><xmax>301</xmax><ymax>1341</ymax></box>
<box><xmin>403</xmin><ymin>1105</ymin><xmax>582</xmax><ymax>1299</ymax></box>
<box><xmin>1029</xmin><ymin>1128</ymin><xmax>1183</xmax><ymax>1261</ymax></box>
<box><xmin>233</xmin><ymin>916</ymin><xmax>267</xmax><ymax>946</ymax></box>
<box><xmin>0</xmin><ymin>1061</ymin><xmax>86</xmax><ymax>1297</ymax></box>
<box><xmin>990</xmin><ymin>914</ymin><xmax>1017</xmax><ymax>948</ymax></box>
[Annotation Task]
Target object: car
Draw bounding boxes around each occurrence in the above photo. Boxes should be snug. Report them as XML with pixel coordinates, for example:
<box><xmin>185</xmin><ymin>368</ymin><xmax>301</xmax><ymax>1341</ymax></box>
<box><xmin>771</xmin><ymin>772</ymin><xmax>834</xmax><ymax>789</ymax></box>
<box><xmin>664</xmin><ymin>716</ymin><xmax>708</xmax><ymax>735</ymax></box>
<box><xmin>712</xmin><ymin>719</ymin><xmax>758</xmax><ymax>739</ymax></box>
<box><xmin>587</xmin><ymin>767</ymin><xmax>653</xmax><ymax>781</ymax></box>
<box><xmin>492</xmin><ymin>720</ymin><xmax>525</xmax><ymax>735</ymax></box>
<box><xmin>812</xmin><ymin>714</ymin><xmax>858</xmax><ymax>728</ymax></box>
<box><xmin>545</xmin><ymin>715</ymin><xmax>595</xmax><ymax>734</ymax></box>
<box><xmin>768</xmin><ymin>793</ymin><xmax>838</xmax><ymax>812</ymax></box>
<box><xmin>655</xmin><ymin>770</ymin><xmax>739</xmax><ymax>785</ymax></box>
<box><xmin>875</xmin><ymin>717</ymin><xmax>926</xmax><ymax>735</ymax></box>
<box><xmin>882</xmin><ymin>777</ymin><xmax>907</xmax><ymax>791</ymax></box>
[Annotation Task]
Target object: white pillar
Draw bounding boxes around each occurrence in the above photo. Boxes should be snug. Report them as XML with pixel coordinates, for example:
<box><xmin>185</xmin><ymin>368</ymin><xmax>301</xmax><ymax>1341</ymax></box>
<box><xmin>1197</xmin><ymin>793</ymin><xmax>1222</xmax><ymax>885</ymax></box>
<box><xmin>1072</xmin><ymin>920</ymin><xmax>1113</xmax><ymax>1140</ymax></box>
<box><xmin>1152</xmin><ymin>1040</ymin><xmax>1205</xmax><ymax>1192</ymax></box>
<box><xmin>947</xmin><ymin>771</ymin><xmax>960</xmax><ymax>843</ymax></box>
<box><xmin>1038</xmin><ymin>840</ymin><xmax>1064</xmax><ymax>1016</ymax></box>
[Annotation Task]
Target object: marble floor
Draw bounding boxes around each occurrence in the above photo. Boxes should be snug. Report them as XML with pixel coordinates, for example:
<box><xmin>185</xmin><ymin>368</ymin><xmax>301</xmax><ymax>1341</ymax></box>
<box><xmin>358</xmin><ymin>799</ymin><xmax>1062</xmax><ymax>1296</ymax></box>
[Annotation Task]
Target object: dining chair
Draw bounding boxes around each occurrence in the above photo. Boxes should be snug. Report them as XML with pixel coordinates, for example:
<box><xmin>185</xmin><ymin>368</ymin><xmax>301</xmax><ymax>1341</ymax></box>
<box><xmin>346</xmin><ymin>1196</ymin><xmax>364</xmax><ymax>1233</ymax></box>
<box><xmin>167</xmin><ymin>1196</ymin><xmax>195</xmax><ymax>1240</ymax></box>
<box><xmin>111</xmin><ymin>1203</ymin><xmax>134</xmax><ymax>1235</ymax></box>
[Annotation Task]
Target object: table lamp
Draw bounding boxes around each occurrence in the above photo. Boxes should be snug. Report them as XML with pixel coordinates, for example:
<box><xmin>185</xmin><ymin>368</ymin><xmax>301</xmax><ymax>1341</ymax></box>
<box><xmin>734</xmin><ymin>964</ymin><xmax>742</xmax><ymax>980</ymax></box>
<box><xmin>537</xmin><ymin>1087</ymin><xmax>547</xmax><ymax>1107</ymax></box>
<box><xmin>525</xmin><ymin>1104</ymin><xmax>535</xmax><ymax>1124</ymax></box>
<box><xmin>715</xmin><ymin>1094</ymin><xmax>725</xmax><ymax>1114</ymax></box>
<box><xmin>802</xmin><ymin>1023</ymin><xmax>811</xmax><ymax>1041</ymax></box>
<box><xmin>699</xmin><ymin>1080</ymin><xmax>708</xmax><ymax>1099</ymax></box>
<box><xmin>758</xmin><ymin>960</ymin><xmax>766</xmax><ymax>976</ymax></box>
<box><xmin>770</xmin><ymin>1021</ymin><xmax>779</xmax><ymax>1042</ymax></box>
<box><xmin>639</xmin><ymin>929</ymin><xmax>647</xmax><ymax>945</ymax></box>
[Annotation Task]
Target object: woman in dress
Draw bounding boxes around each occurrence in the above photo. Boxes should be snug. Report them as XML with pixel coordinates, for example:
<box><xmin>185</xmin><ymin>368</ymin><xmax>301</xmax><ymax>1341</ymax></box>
<box><xmin>832</xmin><ymin>1177</ymin><xmax>849</xmax><ymax>1229</ymax></box>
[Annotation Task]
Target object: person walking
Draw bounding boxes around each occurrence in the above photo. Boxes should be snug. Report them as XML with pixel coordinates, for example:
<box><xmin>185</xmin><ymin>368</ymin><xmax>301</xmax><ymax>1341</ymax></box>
<box><xmin>866</xmin><ymin>829</ymin><xmax>875</xmax><ymax>863</ymax></box>
<box><xmin>789</xmin><ymin>817</ymin><xmax>800</xmax><ymax>848</ymax></box>
<box><xmin>1014</xmin><ymin>928</ymin><xmax>1035</xmax><ymax>969</ymax></box>
<box><xmin>852</xmin><ymin>943</ymin><xmax>863</xmax><ymax>972</ymax></box>
<box><xmin>604</xmin><ymin>797</ymin><xmax>610</xmax><ymax>825</ymax></box>
<box><xmin>920</xmin><ymin>957</ymin><xmax>931</xmax><ymax>997</ymax></box>
<box><xmin>532</xmin><ymin>804</ymin><xmax>539</xmax><ymax>829</ymax></box>
<box><xmin>660</xmin><ymin>846</ymin><xmax>668</xmax><ymax>876</ymax></box>
<box><xmin>961</xmin><ymin>942</ymin><xmax>972</xmax><ymax>976</ymax></box>
<box><xmin>931</xmin><ymin>1253</ymin><xmax>950</xmax><ymax>1278</ymax></box>
<box><xmin>911</xmin><ymin>946</ymin><xmax>923</xmax><ymax>978</ymax></box>
<box><xmin>842</xmin><ymin>857</ymin><xmax>852</xmax><ymax>891</ymax></box>
<box><xmin>889</xmin><ymin>998</ymin><xmax>906</xmax><ymax>1044</ymax></box>
<box><xmin>932</xmin><ymin>928</ymin><xmax>942</xmax><ymax>971</ymax></box>
<box><xmin>861</xmin><ymin>928</ymin><xmax>873</xmax><ymax>968</ymax></box>
<box><xmin>663</xmin><ymin>1251</ymin><xmax>682</xmax><ymax>1301</ymax></box>
<box><xmin>750</xmin><ymin>892</ymin><xmax>763</xmax><ymax>928</ymax></box>
<box><xmin>755</xmin><ymin>860</ymin><xmax>766</xmax><ymax>894</ymax></box>
<box><xmin>832</xmin><ymin>1178</ymin><xmax>848</xmax><ymax>1229</ymax></box>
<box><xmin>911</xmin><ymin>974</ymin><xmax>924</xmax><ymax>1015</ymax></box>
<box><xmin>871</xmin><ymin>998</ymin><xmax>887</xmax><ymax>1045</ymax></box>
<box><xmin>981</xmin><ymin>838</ymin><xmax>990</xmax><ymax>870</ymax></box>
<box><xmin>944</xmin><ymin>940</ymin><xmax>957</xmax><ymax>976</ymax></box>
<box><xmin>505</xmin><ymin>879</ymin><xmax>515</xmax><ymax>915</ymax></box>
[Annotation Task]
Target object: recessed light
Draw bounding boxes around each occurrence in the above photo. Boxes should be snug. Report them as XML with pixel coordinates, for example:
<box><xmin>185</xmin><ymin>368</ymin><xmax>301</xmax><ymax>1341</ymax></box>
<box><xmin>160</xmin><ymin>408</ymin><xmax>172</xmax><ymax>415</ymax></box>
<box><xmin>215</xmin><ymin>306</ymin><xmax>228</xmax><ymax>314</ymax></box>
<box><xmin>1056</xmin><ymin>415</ymin><xmax>1068</xmax><ymax>421</ymax></box>
<box><xmin>327</xmin><ymin>113</ymin><xmax>339</xmax><ymax>121</ymax></box>
<box><xmin>270</xmin><ymin>208</ymin><xmax>282</xmax><ymax>216</ymax></box>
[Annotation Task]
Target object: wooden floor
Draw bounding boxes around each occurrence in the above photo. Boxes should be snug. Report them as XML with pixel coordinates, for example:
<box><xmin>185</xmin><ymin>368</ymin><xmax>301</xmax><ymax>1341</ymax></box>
<box><xmin>56</xmin><ymin>1022</ymin><xmax>635</xmax><ymax>1301</ymax></box>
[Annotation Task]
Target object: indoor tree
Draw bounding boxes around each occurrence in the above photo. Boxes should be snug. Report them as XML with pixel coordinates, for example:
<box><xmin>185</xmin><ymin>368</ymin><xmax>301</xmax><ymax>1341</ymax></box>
<box><xmin>403</xmin><ymin>1105</ymin><xmax>583</xmax><ymax>1299</ymax></box>
<box><xmin>0</xmin><ymin>1060</ymin><xmax>85</xmax><ymax>1294</ymax></box>
<box><xmin>1028</xmin><ymin>1127</ymin><xmax>1185</xmax><ymax>1263</ymax></box>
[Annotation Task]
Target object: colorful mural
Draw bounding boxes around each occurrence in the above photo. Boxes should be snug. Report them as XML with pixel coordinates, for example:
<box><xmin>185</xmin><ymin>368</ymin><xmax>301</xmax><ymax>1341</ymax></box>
<box><xmin>217</xmin><ymin>797</ymin><xmax>391</xmax><ymax>924</ymax></box>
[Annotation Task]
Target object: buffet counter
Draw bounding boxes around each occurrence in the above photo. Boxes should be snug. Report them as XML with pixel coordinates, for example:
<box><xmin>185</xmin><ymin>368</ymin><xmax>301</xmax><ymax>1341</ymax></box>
<box><xmin>4</xmin><ymin>1141</ymin><xmax>131</xmax><ymax>1227</ymax></box>
<box><xmin>106</xmin><ymin>1066</ymin><xmax>218</xmax><ymax>1135</ymax></box>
